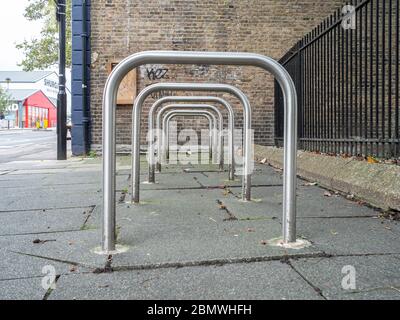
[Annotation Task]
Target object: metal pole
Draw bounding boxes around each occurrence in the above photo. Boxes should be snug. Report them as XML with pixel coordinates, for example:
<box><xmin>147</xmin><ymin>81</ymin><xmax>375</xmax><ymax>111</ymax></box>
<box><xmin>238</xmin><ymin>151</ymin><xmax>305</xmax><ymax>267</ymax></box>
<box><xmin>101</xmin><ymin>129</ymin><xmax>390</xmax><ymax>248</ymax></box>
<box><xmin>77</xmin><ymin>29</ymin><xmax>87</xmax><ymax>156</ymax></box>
<box><xmin>102</xmin><ymin>51</ymin><xmax>297</xmax><ymax>253</ymax></box>
<box><xmin>148</xmin><ymin>96</ymin><xmax>236</xmax><ymax>181</ymax></box>
<box><xmin>162</xmin><ymin>110</ymin><xmax>216</xmax><ymax>165</ymax></box>
<box><xmin>158</xmin><ymin>106</ymin><xmax>223</xmax><ymax>168</ymax></box>
<box><xmin>56</xmin><ymin>0</ymin><xmax>67</xmax><ymax>160</ymax></box>
<box><xmin>131</xmin><ymin>82</ymin><xmax>252</xmax><ymax>205</ymax></box>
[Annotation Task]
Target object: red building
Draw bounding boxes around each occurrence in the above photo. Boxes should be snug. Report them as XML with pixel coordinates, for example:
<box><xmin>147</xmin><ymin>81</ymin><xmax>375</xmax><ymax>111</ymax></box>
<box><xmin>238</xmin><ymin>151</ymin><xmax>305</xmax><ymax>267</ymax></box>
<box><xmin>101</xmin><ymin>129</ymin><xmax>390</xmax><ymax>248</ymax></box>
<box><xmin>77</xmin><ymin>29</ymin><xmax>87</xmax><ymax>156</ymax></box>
<box><xmin>6</xmin><ymin>89</ymin><xmax>57</xmax><ymax>128</ymax></box>
<box><xmin>22</xmin><ymin>90</ymin><xmax>57</xmax><ymax>128</ymax></box>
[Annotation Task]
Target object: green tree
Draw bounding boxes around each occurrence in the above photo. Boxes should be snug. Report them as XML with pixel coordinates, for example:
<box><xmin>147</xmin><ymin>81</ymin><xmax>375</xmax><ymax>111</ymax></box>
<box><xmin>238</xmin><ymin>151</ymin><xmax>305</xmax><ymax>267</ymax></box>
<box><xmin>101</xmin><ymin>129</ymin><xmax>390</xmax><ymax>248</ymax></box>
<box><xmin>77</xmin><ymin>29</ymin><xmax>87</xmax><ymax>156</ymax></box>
<box><xmin>0</xmin><ymin>87</ymin><xmax>11</xmax><ymax>116</ymax></box>
<box><xmin>16</xmin><ymin>0</ymin><xmax>72</xmax><ymax>71</ymax></box>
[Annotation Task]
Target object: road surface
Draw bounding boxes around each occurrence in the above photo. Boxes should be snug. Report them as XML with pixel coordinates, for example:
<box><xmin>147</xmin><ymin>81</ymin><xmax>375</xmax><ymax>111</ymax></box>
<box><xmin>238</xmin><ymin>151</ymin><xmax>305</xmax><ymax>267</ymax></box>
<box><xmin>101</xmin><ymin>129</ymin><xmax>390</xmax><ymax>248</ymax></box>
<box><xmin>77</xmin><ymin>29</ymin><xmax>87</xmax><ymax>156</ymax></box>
<box><xmin>0</xmin><ymin>129</ymin><xmax>70</xmax><ymax>164</ymax></box>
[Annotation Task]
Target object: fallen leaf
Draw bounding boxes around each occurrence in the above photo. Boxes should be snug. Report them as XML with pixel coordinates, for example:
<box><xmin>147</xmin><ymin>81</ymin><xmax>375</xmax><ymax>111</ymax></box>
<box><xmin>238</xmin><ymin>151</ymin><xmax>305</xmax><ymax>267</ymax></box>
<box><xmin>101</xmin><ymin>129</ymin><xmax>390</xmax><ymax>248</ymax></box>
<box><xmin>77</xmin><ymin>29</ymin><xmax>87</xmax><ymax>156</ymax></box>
<box><xmin>304</xmin><ymin>182</ymin><xmax>317</xmax><ymax>186</ymax></box>
<box><xmin>247</xmin><ymin>228</ymin><xmax>255</xmax><ymax>232</ymax></box>
<box><xmin>69</xmin><ymin>265</ymin><xmax>77</xmax><ymax>272</ymax></box>
<box><xmin>324</xmin><ymin>191</ymin><xmax>332</xmax><ymax>197</ymax></box>
<box><xmin>330</xmin><ymin>230</ymin><xmax>338</xmax><ymax>235</ymax></box>
<box><xmin>367</xmin><ymin>156</ymin><xmax>379</xmax><ymax>164</ymax></box>
<box><xmin>32</xmin><ymin>239</ymin><xmax>56</xmax><ymax>244</ymax></box>
<box><xmin>260</xmin><ymin>158</ymin><xmax>267</xmax><ymax>164</ymax></box>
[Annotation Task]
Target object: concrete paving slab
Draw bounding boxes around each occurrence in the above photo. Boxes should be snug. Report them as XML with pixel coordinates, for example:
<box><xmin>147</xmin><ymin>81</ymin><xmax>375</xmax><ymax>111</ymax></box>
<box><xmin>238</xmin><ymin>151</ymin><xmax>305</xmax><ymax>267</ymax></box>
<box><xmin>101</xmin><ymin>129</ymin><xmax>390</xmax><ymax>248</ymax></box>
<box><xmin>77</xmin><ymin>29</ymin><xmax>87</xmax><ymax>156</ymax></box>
<box><xmin>0</xmin><ymin>249</ymin><xmax>88</xmax><ymax>281</ymax></box>
<box><xmin>2</xmin><ymin>152</ymin><xmax>399</xmax><ymax>300</ymax></box>
<box><xmin>88</xmin><ymin>188</ymin><xmax>226</xmax><ymax>228</ymax></box>
<box><xmin>0</xmin><ymin>277</ymin><xmax>47</xmax><ymax>300</ymax></box>
<box><xmin>290</xmin><ymin>255</ymin><xmax>400</xmax><ymax>300</ymax></box>
<box><xmin>0</xmin><ymin>175</ymin><xmax>127</xmax><ymax>192</ymax></box>
<box><xmin>298</xmin><ymin>217</ymin><xmax>400</xmax><ymax>255</ymax></box>
<box><xmin>0</xmin><ymin>190</ymin><xmax>102</xmax><ymax>212</ymax></box>
<box><xmin>193</xmin><ymin>171</ymin><xmax>283</xmax><ymax>189</ymax></box>
<box><xmin>140</xmin><ymin>172</ymin><xmax>205</xmax><ymax>190</ymax></box>
<box><xmin>94</xmin><ymin>189</ymin><xmax>322</xmax><ymax>268</ymax></box>
<box><xmin>222</xmin><ymin>185</ymin><xmax>382</xmax><ymax>221</ymax></box>
<box><xmin>0</xmin><ymin>207</ymin><xmax>93</xmax><ymax>236</ymax></box>
<box><xmin>49</xmin><ymin>260</ymin><xmax>323</xmax><ymax>300</ymax></box>
<box><xmin>0</xmin><ymin>230</ymin><xmax>106</xmax><ymax>269</ymax></box>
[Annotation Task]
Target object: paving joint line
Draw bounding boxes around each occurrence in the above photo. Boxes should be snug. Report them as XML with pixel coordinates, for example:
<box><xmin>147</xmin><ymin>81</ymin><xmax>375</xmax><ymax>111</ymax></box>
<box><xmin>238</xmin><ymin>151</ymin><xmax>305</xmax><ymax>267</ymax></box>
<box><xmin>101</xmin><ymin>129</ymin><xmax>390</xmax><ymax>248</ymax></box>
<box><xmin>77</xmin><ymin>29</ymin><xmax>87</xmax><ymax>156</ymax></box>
<box><xmin>42</xmin><ymin>275</ymin><xmax>61</xmax><ymax>300</ymax></box>
<box><xmin>107</xmin><ymin>252</ymin><xmax>332</xmax><ymax>273</ymax></box>
<box><xmin>0</xmin><ymin>228</ymin><xmax>87</xmax><ymax>237</ymax></box>
<box><xmin>10</xmin><ymin>250</ymin><xmax>100</xmax><ymax>271</ymax></box>
<box><xmin>81</xmin><ymin>205</ymin><xmax>97</xmax><ymax>230</ymax></box>
<box><xmin>0</xmin><ymin>205</ymin><xmax>98</xmax><ymax>214</ymax></box>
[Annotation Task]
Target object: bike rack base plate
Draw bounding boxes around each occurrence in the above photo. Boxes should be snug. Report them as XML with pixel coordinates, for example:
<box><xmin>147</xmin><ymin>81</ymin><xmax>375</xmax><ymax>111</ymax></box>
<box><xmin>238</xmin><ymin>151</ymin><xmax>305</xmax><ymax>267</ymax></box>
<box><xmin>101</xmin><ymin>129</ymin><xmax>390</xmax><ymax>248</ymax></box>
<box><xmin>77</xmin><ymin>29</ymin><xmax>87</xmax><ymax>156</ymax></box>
<box><xmin>92</xmin><ymin>244</ymin><xmax>130</xmax><ymax>255</ymax></box>
<box><xmin>266</xmin><ymin>237</ymin><xmax>312</xmax><ymax>250</ymax></box>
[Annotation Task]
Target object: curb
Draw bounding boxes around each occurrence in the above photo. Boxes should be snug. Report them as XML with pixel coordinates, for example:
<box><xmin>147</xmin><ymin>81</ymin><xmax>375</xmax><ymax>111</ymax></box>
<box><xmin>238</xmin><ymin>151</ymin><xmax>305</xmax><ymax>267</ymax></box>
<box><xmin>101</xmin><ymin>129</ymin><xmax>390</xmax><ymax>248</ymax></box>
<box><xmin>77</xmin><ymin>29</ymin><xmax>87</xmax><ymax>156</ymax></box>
<box><xmin>254</xmin><ymin>145</ymin><xmax>400</xmax><ymax>212</ymax></box>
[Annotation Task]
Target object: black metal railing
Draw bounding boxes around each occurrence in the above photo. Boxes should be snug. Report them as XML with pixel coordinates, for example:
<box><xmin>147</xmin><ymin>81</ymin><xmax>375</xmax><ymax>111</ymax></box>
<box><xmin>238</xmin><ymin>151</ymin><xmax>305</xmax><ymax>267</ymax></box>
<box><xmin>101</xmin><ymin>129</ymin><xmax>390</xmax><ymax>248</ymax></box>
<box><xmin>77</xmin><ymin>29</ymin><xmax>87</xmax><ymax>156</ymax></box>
<box><xmin>275</xmin><ymin>0</ymin><xmax>400</xmax><ymax>158</ymax></box>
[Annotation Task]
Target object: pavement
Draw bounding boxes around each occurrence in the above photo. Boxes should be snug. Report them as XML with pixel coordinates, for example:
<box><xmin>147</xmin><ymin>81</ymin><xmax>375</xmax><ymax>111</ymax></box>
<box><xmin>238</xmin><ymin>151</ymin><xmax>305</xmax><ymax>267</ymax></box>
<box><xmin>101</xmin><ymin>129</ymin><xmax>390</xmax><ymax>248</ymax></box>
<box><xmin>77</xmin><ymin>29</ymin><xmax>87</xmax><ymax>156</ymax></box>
<box><xmin>0</xmin><ymin>129</ymin><xmax>58</xmax><ymax>163</ymax></box>
<box><xmin>0</xmin><ymin>135</ymin><xmax>399</xmax><ymax>299</ymax></box>
<box><xmin>254</xmin><ymin>145</ymin><xmax>400</xmax><ymax>212</ymax></box>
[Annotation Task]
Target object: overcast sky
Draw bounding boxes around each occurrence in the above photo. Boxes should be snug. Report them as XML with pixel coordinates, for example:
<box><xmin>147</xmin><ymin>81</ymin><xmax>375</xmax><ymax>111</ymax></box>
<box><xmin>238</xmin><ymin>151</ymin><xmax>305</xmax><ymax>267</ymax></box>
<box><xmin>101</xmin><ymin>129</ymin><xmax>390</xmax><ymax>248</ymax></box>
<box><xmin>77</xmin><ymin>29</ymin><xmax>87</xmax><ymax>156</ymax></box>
<box><xmin>0</xmin><ymin>0</ymin><xmax>44</xmax><ymax>71</ymax></box>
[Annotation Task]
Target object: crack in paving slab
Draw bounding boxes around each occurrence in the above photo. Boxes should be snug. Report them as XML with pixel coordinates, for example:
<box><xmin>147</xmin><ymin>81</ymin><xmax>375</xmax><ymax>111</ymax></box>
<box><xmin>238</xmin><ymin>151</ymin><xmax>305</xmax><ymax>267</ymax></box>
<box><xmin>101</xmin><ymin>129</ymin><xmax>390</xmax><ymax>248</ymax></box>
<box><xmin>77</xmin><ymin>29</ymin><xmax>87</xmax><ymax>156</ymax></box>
<box><xmin>103</xmin><ymin>251</ymin><xmax>400</xmax><ymax>275</ymax></box>
<box><xmin>107</xmin><ymin>252</ymin><xmax>332</xmax><ymax>272</ymax></box>
<box><xmin>216</xmin><ymin>199</ymin><xmax>237</xmax><ymax>221</ymax></box>
<box><xmin>192</xmin><ymin>176</ymin><xmax>204</xmax><ymax>188</ymax></box>
<box><xmin>80</xmin><ymin>205</ymin><xmax>96</xmax><ymax>230</ymax></box>
<box><xmin>9</xmin><ymin>250</ymin><xmax>100</xmax><ymax>271</ymax></box>
<box><xmin>283</xmin><ymin>258</ymin><xmax>327</xmax><ymax>300</ymax></box>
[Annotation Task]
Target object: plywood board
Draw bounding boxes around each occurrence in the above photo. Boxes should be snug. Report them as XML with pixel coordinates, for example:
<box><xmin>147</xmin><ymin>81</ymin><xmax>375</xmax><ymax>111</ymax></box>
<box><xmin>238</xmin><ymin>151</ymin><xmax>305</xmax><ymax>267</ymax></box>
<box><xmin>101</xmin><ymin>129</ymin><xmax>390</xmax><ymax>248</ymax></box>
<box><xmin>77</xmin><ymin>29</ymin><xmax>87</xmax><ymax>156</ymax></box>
<box><xmin>107</xmin><ymin>61</ymin><xmax>137</xmax><ymax>105</ymax></box>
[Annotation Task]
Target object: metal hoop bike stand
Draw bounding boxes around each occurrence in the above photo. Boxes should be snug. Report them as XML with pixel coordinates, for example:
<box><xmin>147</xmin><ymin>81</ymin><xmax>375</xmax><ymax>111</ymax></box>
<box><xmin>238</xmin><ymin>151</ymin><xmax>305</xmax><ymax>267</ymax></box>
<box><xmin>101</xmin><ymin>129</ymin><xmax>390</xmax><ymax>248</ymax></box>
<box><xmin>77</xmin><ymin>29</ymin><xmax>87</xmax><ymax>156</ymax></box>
<box><xmin>102</xmin><ymin>51</ymin><xmax>298</xmax><ymax>253</ymax></box>
<box><xmin>148</xmin><ymin>96</ymin><xmax>236</xmax><ymax>182</ymax></box>
<box><xmin>164</xmin><ymin>111</ymin><xmax>215</xmax><ymax>163</ymax></box>
<box><xmin>161</xmin><ymin>110</ymin><xmax>219</xmax><ymax>166</ymax></box>
<box><xmin>155</xmin><ymin>104</ymin><xmax>225</xmax><ymax>172</ymax></box>
<box><xmin>137</xmin><ymin>83</ymin><xmax>252</xmax><ymax>204</ymax></box>
<box><xmin>131</xmin><ymin>83</ymin><xmax>252</xmax><ymax>203</ymax></box>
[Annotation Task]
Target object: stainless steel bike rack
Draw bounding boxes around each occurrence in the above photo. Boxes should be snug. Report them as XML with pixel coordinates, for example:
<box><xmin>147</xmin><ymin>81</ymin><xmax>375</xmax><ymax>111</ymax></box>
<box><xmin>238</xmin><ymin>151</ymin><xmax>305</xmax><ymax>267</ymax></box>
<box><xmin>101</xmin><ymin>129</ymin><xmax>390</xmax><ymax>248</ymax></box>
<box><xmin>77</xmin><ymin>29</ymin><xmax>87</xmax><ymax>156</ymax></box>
<box><xmin>130</xmin><ymin>83</ymin><xmax>252</xmax><ymax>205</ymax></box>
<box><xmin>164</xmin><ymin>110</ymin><xmax>215</xmax><ymax>162</ymax></box>
<box><xmin>148</xmin><ymin>96</ymin><xmax>236</xmax><ymax>182</ymax></box>
<box><xmin>155</xmin><ymin>104</ymin><xmax>225</xmax><ymax>174</ymax></box>
<box><xmin>161</xmin><ymin>109</ymin><xmax>219</xmax><ymax>166</ymax></box>
<box><xmin>102</xmin><ymin>51</ymin><xmax>298</xmax><ymax>253</ymax></box>
<box><xmin>139</xmin><ymin>83</ymin><xmax>252</xmax><ymax>203</ymax></box>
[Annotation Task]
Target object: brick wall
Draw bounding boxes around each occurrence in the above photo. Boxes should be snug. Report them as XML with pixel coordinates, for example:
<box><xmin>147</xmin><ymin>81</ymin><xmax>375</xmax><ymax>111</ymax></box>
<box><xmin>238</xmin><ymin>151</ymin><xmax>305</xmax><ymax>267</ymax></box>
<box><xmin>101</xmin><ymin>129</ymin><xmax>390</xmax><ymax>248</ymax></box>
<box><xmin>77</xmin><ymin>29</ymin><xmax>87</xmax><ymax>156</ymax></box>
<box><xmin>86</xmin><ymin>0</ymin><xmax>347</xmax><ymax>150</ymax></box>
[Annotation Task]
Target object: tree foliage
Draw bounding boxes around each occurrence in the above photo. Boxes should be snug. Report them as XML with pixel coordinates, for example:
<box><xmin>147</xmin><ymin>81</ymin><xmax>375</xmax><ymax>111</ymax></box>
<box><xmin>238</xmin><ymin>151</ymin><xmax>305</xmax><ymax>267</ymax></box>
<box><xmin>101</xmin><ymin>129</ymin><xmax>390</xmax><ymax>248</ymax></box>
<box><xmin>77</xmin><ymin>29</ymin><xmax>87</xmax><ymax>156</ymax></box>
<box><xmin>0</xmin><ymin>87</ymin><xmax>11</xmax><ymax>115</ymax></box>
<box><xmin>16</xmin><ymin>0</ymin><xmax>72</xmax><ymax>71</ymax></box>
